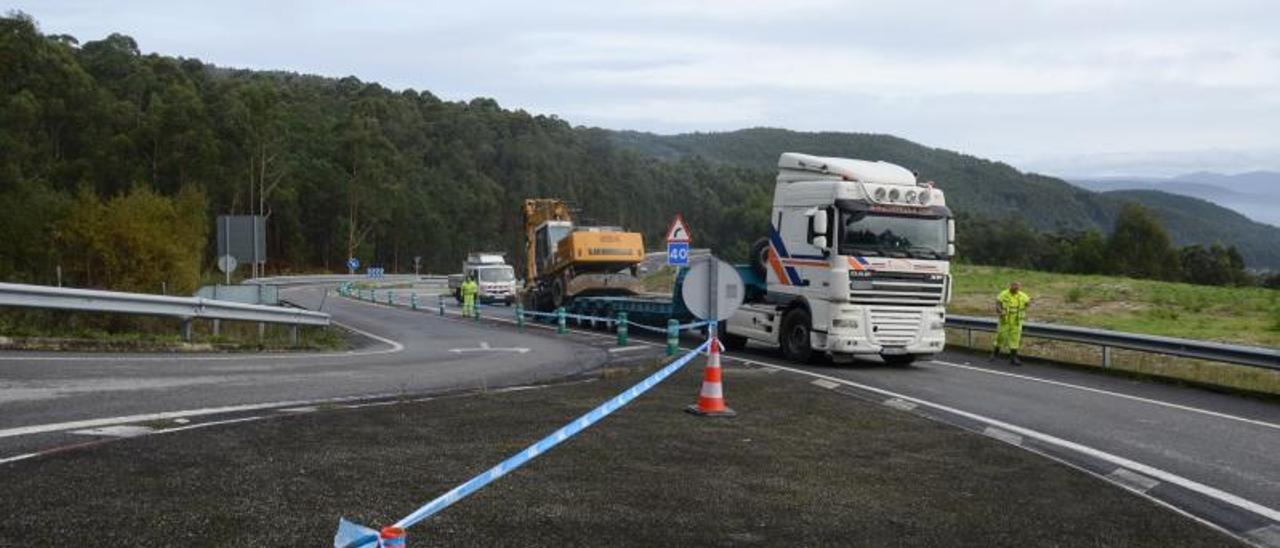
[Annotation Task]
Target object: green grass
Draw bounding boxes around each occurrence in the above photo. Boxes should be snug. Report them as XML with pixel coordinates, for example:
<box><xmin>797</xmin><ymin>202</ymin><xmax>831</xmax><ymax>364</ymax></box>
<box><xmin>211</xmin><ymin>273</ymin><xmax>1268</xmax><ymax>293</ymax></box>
<box><xmin>641</xmin><ymin>266</ymin><xmax>678</xmax><ymax>293</ymax></box>
<box><xmin>951</xmin><ymin>264</ymin><xmax>1280</xmax><ymax>347</ymax></box>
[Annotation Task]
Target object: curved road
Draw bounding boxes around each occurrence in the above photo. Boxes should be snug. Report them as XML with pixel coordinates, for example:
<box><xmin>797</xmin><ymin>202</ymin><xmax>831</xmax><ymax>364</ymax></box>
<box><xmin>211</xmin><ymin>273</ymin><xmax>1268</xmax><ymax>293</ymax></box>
<box><xmin>0</xmin><ymin>285</ymin><xmax>606</xmax><ymax>456</ymax></box>
<box><xmin>2</xmin><ymin>282</ymin><xmax>1277</xmax><ymax>544</ymax></box>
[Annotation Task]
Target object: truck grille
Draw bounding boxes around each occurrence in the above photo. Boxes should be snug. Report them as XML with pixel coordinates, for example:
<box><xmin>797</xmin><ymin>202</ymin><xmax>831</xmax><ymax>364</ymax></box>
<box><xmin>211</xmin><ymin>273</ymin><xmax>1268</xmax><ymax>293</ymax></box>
<box><xmin>869</xmin><ymin>308</ymin><xmax>923</xmax><ymax>346</ymax></box>
<box><xmin>850</xmin><ymin>272</ymin><xmax>946</xmax><ymax>306</ymax></box>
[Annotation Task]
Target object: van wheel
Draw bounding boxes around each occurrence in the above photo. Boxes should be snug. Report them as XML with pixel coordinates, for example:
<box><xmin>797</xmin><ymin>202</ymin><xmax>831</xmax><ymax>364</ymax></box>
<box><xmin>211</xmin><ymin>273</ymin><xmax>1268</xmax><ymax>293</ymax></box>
<box><xmin>882</xmin><ymin>354</ymin><xmax>917</xmax><ymax>366</ymax></box>
<box><xmin>780</xmin><ymin>308</ymin><xmax>814</xmax><ymax>363</ymax></box>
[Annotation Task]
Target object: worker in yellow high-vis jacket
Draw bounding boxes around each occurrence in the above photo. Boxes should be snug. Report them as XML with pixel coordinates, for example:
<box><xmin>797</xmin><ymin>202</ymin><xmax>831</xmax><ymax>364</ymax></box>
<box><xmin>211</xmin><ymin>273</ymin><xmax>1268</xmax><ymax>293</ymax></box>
<box><xmin>461</xmin><ymin>274</ymin><xmax>479</xmax><ymax>318</ymax></box>
<box><xmin>991</xmin><ymin>281</ymin><xmax>1031</xmax><ymax>366</ymax></box>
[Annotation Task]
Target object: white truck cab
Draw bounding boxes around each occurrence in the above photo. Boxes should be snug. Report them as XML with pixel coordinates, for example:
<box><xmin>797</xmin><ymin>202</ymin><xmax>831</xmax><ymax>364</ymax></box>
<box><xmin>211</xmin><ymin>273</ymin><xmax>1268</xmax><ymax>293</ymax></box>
<box><xmin>724</xmin><ymin>152</ymin><xmax>955</xmax><ymax>364</ymax></box>
<box><xmin>449</xmin><ymin>252</ymin><xmax>518</xmax><ymax>305</ymax></box>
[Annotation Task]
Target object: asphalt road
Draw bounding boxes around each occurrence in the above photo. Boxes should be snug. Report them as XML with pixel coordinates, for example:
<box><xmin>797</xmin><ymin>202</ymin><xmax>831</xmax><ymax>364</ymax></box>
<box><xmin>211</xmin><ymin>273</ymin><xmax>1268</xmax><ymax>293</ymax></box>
<box><xmin>2</xmin><ymin>282</ymin><xmax>1277</xmax><ymax>543</ymax></box>
<box><xmin>0</xmin><ymin>285</ymin><xmax>604</xmax><ymax>456</ymax></box>
<box><xmin>785</xmin><ymin>350</ymin><xmax>1280</xmax><ymax>511</ymax></box>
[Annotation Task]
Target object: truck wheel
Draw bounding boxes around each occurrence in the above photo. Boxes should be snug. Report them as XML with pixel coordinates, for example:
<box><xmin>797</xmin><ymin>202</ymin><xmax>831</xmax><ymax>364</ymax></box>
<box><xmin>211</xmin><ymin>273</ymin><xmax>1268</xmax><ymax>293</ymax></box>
<box><xmin>882</xmin><ymin>354</ymin><xmax>917</xmax><ymax>366</ymax></box>
<box><xmin>749</xmin><ymin>237</ymin><xmax>771</xmax><ymax>279</ymax></box>
<box><xmin>780</xmin><ymin>308</ymin><xmax>814</xmax><ymax>363</ymax></box>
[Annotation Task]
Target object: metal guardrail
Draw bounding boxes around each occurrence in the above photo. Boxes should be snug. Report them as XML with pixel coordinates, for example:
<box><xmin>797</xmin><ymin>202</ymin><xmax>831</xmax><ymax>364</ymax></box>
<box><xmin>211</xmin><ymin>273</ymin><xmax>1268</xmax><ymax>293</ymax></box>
<box><xmin>946</xmin><ymin>315</ymin><xmax>1279</xmax><ymax>370</ymax></box>
<box><xmin>249</xmin><ymin>274</ymin><xmax>445</xmax><ymax>286</ymax></box>
<box><xmin>0</xmin><ymin>282</ymin><xmax>330</xmax><ymax>327</ymax></box>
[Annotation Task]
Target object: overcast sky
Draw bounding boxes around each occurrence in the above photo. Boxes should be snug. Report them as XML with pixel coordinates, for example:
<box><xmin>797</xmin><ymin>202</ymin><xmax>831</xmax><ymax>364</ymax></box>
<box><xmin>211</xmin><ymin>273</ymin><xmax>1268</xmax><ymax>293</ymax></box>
<box><xmin>10</xmin><ymin>0</ymin><xmax>1280</xmax><ymax>177</ymax></box>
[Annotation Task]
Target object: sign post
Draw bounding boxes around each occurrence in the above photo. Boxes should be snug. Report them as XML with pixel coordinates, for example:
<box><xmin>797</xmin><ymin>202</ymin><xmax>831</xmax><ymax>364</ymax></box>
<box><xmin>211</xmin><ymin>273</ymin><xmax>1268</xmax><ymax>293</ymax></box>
<box><xmin>666</xmin><ymin>214</ymin><xmax>692</xmax><ymax>267</ymax></box>
<box><xmin>680</xmin><ymin>256</ymin><xmax>745</xmax><ymax>418</ymax></box>
<box><xmin>347</xmin><ymin>257</ymin><xmax>360</xmax><ymax>275</ymax></box>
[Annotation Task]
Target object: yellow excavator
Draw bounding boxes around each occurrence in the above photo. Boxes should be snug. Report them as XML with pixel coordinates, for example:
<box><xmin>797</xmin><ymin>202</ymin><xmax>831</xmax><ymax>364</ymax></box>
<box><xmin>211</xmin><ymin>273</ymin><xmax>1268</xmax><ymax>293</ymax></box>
<box><xmin>521</xmin><ymin>198</ymin><xmax>645</xmax><ymax>310</ymax></box>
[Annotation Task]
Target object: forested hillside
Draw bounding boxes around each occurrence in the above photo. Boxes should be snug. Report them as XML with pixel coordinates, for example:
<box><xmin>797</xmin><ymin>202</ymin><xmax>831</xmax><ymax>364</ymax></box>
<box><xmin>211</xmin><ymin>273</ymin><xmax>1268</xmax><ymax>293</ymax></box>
<box><xmin>610</xmin><ymin>128</ymin><xmax>1280</xmax><ymax>267</ymax></box>
<box><xmin>1</xmin><ymin>14</ymin><xmax>1274</xmax><ymax>296</ymax></box>
<box><xmin>0</xmin><ymin>14</ymin><xmax>772</xmax><ymax>289</ymax></box>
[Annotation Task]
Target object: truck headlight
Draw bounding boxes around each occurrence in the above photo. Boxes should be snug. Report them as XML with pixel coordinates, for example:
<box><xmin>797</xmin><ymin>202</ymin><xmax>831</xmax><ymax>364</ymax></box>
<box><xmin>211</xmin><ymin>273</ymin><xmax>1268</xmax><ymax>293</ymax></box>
<box><xmin>832</xmin><ymin>318</ymin><xmax>859</xmax><ymax>329</ymax></box>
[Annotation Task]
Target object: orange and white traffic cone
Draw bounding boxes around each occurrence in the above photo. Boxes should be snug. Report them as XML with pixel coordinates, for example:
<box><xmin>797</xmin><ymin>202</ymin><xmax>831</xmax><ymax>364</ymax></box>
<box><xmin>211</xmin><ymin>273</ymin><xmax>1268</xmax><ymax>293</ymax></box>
<box><xmin>686</xmin><ymin>337</ymin><xmax>736</xmax><ymax>417</ymax></box>
<box><xmin>380</xmin><ymin>526</ymin><xmax>406</xmax><ymax>547</ymax></box>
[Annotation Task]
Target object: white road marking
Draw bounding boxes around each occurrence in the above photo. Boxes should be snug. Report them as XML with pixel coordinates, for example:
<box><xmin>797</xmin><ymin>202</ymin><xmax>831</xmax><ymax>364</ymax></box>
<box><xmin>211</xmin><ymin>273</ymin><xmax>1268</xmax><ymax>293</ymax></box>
<box><xmin>983</xmin><ymin>426</ymin><xmax>1023</xmax><ymax>446</ymax></box>
<box><xmin>70</xmin><ymin>425</ymin><xmax>155</xmax><ymax>438</ymax></box>
<box><xmin>448</xmin><ymin>343</ymin><xmax>530</xmax><ymax>354</ymax></box>
<box><xmin>723</xmin><ymin>358</ymin><xmax>1280</xmax><ymax>524</ymax></box>
<box><xmin>1108</xmin><ymin>468</ymin><xmax>1161</xmax><ymax>493</ymax></box>
<box><xmin>607</xmin><ymin>346</ymin><xmax>649</xmax><ymax>354</ymax></box>
<box><xmin>929</xmin><ymin>359</ymin><xmax>1280</xmax><ymax>432</ymax></box>
<box><xmin>1244</xmin><ymin>524</ymin><xmax>1280</xmax><ymax>548</ymax></box>
<box><xmin>277</xmin><ymin>406</ymin><xmax>318</xmax><ymax>413</ymax></box>
<box><xmin>810</xmin><ymin>379</ymin><xmax>840</xmax><ymax>390</ymax></box>
<box><xmin>883</xmin><ymin>398</ymin><xmax>918</xmax><ymax>411</ymax></box>
<box><xmin>0</xmin><ymin>392</ymin><xmax>398</xmax><ymax>439</ymax></box>
<box><xmin>0</xmin><ymin>453</ymin><xmax>38</xmax><ymax>465</ymax></box>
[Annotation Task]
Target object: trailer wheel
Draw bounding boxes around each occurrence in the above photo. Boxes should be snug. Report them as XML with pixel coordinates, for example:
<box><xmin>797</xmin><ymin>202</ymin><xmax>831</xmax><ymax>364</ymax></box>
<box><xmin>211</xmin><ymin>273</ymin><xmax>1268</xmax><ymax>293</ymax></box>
<box><xmin>749</xmin><ymin>237</ymin><xmax>771</xmax><ymax>279</ymax></box>
<box><xmin>780</xmin><ymin>308</ymin><xmax>814</xmax><ymax>363</ymax></box>
<box><xmin>551</xmin><ymin>278</ymin><xmax>566</xmax><ymax>309</ymax></box>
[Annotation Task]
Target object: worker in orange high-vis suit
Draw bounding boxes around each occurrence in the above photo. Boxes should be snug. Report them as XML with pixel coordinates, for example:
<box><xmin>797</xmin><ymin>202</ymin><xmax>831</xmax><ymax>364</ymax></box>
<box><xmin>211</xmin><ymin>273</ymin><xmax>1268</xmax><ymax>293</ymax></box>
<box><xmin>991</xmin><ymin>281</ymin><xmax>1031</xmax><ymax>365</ymax></box>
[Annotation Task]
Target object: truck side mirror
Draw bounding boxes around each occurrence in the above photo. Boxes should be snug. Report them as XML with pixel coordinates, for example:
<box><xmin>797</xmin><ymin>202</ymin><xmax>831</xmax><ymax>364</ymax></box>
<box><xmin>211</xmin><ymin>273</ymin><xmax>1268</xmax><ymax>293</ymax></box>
<box><xmin>813</xmin><ymin>209</ymin><xmax>828</xmax><ymax>235</ymax></box>
<box><xmin>947</xmin><ymin>217</ymin><xmax>956</xmax><ymax>257</ymax></box>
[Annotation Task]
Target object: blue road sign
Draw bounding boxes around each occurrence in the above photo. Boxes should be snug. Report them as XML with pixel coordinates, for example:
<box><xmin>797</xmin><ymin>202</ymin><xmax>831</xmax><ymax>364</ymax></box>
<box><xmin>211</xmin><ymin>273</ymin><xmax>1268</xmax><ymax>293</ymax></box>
<box><xmin>667</xmin><ymin>242</ymin><xmax>690</xmax><ymax>266</ymax></box>
<box><xmin>347</xmin><ymin>257</ymin><xmax>360</xmax><ymax>271</ymax></box>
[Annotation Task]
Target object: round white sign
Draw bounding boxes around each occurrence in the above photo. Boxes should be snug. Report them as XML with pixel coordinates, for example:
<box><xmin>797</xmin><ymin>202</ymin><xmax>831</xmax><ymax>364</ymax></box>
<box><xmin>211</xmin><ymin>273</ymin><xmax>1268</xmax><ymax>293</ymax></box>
<box><xmin>217</xmin><ymin>254</ymin><xmax>238</xmax><ymax>274</ymax></box>
<box><xmin>680</xmin><ymin>257</ymin><xmax>745</xmax><ymax>321</ymax></box>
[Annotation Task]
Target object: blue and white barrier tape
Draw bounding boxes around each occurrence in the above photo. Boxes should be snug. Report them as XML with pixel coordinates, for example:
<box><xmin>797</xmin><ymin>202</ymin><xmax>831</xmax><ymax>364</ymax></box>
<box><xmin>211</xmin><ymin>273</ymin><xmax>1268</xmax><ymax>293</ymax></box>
<box><xmin>334</xmin><ymin>339</ymin><xmax>711</xmax><ymax>543</ymax></box>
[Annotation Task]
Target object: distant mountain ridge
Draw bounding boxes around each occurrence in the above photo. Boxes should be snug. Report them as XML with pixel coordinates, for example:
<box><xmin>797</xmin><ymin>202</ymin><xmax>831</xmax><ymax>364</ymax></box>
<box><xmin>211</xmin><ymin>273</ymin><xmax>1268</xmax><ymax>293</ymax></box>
<box><xmin>608</xmin><ymin>128</ymin><xmax>1280</xmax><ymax>267</ymax></box>
<box><xmin>1073</xmin><ymin>171</ymin><xmax>1280</xmax><ymax>227</ymax></box>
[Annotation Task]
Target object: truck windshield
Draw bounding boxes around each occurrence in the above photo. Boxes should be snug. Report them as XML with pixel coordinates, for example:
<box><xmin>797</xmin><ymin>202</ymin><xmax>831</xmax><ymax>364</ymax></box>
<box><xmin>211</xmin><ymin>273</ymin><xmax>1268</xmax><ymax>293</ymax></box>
<box><xmin>839</xmin><ymin>210</ymin><xmax>948</xmax><ymax>259</ymax></box>
<box><xmin>479</xmin><ymin>267</ymin><xmax>515</xmax><ymax>282</ymax></box>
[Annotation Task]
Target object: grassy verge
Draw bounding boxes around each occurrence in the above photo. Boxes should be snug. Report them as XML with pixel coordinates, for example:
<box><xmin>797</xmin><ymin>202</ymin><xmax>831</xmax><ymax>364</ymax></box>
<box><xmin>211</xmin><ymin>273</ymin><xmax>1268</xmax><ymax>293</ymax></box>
<box><xmin>951</xmin><ymin>264</ymin><xmax>1280</xmax><ymax>347</ymax></box>
<box><xmin>0</xmin><ymin>309</ymin><xmax>348</xmax><ymax>352</ymax></box>
<box><xmin>951</xmin><ymin>264</ymin><xmax>1280</xmax><ymax>394</ymax></box>
<box><xmin>0</xmin><ymin>360</ymin><xmax>1230</xmax><ymax>546</ymax></box>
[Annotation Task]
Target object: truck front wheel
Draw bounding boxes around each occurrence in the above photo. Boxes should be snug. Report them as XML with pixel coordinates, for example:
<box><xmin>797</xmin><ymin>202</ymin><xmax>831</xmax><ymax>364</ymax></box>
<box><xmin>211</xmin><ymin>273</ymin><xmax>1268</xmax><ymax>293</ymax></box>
<box><xmin>780</xmin><ymin>308</ymin><xmax>814</xmax><ymax>363</ymax></box>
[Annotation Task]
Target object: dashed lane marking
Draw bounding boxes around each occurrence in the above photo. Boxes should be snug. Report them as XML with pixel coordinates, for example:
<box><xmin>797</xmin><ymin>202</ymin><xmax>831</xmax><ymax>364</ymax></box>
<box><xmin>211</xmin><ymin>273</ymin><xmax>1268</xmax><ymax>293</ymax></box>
<box><xmin>810</xmin><ymin>379</ymin><xmax>840</xmax><ymax>390</ymax></box>
<box><xmin>1108</xmin><ymin>468</ymin><xmax>1161</xmax><ymax>493</ymax></box>
<box><xmin>883</xmin><ymin>398</ymin><xmax>918</xmax><ymax>411</ymax></box>
<box><xmin>70</xmin><ymin>425</ymin><xmax>155</xmax><ymax>438</ymax></box>
<box><xmin>982</xmin><ymin>426</ymin><xmax>1023</xmax><ymax>446</ymax></box>
<box><xmin>1244</xmin><ymin>524</ymin><xmax>1280</xmax><ymax>548</ymax></box>
<box><xmin>607</xmin><ymin>346</ymin><xmax>649</xmax><ymax>354</ymax></box>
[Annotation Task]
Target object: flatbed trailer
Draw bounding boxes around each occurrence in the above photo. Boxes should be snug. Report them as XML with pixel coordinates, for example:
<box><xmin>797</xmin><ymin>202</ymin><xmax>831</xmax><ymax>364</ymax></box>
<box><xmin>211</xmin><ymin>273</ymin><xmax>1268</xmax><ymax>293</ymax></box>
<box><xmin>562</xmin><ymin>265</ymin><xmax>767</xmax><ymax>331</ymax></box>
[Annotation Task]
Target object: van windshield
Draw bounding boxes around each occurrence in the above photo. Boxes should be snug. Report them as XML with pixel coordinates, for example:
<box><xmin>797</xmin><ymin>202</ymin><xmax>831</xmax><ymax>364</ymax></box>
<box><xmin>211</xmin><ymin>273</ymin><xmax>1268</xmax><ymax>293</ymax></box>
<box><xmin>478</xmin><ymin>267</ymin><xmax>515</xmax><ymax>282</ymax></box>
<box><xmin>839</xmin><ymin>210</ymin><xmax>947</xmax><ymax>259</ymax></box>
